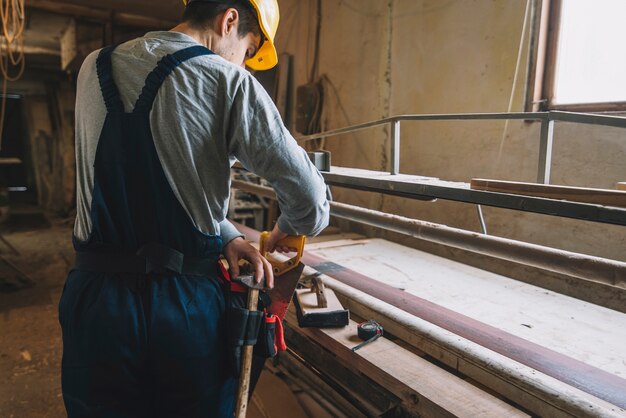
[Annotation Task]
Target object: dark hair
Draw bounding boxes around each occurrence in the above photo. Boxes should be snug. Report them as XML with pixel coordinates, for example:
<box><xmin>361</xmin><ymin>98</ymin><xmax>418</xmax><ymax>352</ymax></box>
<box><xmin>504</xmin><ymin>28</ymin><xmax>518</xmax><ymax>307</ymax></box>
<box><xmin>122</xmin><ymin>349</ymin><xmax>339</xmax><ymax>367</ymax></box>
<box><xmin>183</xmin><ymin>1</ymin><xmax>261</xmax><ymax>38</ymax></box>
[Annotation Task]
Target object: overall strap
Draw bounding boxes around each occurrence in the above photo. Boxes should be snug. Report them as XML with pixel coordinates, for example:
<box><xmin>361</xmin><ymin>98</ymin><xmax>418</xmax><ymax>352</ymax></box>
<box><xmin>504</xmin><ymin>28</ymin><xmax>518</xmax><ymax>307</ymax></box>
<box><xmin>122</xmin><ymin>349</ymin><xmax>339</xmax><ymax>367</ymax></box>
<box><xmin>133</xmin><ymin>45</ymin><xmax>215</xmax><ymax>112</ymax></box>
<box><xmin>96</xmin><ymin>45</ymin><xmax>125</xmax><ymax>113</ymax></box>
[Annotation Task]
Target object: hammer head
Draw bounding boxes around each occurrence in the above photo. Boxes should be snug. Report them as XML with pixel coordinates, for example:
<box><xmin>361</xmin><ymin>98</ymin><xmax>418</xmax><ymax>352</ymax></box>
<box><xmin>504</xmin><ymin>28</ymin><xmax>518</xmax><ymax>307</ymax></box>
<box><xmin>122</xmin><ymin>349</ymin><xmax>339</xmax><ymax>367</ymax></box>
<box><xmin>232</xmin><ymin>274</ymin><xmax>265</xmax><ymax>290</ymax></box>
<box><xmin>232</xmin><ymin>261</ymin><xmax>266</xmax><ymax>289</ymax></box>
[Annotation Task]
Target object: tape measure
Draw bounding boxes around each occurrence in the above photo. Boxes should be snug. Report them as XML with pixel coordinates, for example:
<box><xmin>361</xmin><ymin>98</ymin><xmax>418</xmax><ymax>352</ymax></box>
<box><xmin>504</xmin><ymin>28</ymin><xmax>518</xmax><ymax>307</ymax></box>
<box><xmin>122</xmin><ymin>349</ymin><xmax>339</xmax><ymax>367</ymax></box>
<box><xmin>352</xmin><ymin>320</ymin><xmax>383</xmax><ymax>352</ymax></box>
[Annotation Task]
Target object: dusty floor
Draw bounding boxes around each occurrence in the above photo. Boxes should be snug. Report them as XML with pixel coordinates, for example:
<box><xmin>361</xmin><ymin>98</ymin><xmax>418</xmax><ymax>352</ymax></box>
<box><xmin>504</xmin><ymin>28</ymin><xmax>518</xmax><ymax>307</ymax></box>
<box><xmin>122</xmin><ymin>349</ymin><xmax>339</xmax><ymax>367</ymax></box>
<box><xmin>0</xmin><ymin>213</ymin><xmax>73</xmax><ymax>418</ymax></box>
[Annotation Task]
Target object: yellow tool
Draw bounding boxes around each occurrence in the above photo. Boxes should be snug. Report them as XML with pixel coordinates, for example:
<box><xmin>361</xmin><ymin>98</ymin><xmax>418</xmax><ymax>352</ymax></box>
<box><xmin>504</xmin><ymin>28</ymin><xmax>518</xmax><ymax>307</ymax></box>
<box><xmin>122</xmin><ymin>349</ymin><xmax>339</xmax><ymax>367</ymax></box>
<box><xmin>259</xmin><ymin>231</ymin><xmax>305</xmax><ymax>275</ymax></box>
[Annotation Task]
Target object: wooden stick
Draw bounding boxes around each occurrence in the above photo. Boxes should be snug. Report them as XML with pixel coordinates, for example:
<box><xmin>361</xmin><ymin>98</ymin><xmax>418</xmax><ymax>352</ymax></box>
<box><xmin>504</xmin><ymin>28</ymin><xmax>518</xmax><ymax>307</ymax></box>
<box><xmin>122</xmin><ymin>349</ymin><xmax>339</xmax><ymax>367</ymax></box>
<box><xmin>471</xmin><ymin>178</ymin><xmax>626</xmax><ymax>208</ymax></box>
<box><xmin>234</xmin><ymin>288</ymin><xmax>259</xmax><ymax>418</ymax></box>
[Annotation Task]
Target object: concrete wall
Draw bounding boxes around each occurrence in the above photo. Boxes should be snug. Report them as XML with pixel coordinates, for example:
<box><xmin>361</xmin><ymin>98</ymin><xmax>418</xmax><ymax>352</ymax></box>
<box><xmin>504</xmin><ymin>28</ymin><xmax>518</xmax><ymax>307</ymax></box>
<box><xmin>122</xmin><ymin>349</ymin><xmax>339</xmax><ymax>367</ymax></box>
<box><xmin>274</xmin><ymin>0</ymin><xmax>626</xmax><ymax>265</ymax></box>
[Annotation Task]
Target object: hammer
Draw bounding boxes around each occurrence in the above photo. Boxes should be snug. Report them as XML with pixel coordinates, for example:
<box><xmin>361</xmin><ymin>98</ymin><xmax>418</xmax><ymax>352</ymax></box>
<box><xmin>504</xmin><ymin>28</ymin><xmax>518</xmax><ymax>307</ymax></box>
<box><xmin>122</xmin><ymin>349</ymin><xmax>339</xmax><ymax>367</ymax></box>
<box><xmin>233</xmin><ymin>272</ymin><xmax>264</xmax><ymax>418</ymax></box>
<box><xmin>233</xmin><ymin>232</ymin><xmax>306</xmax><ymax>418</ymax></box>
<box><xmin>232</xmin><ymin>232</ymin><xmax>275</xmax><ymax>418</ymax></box>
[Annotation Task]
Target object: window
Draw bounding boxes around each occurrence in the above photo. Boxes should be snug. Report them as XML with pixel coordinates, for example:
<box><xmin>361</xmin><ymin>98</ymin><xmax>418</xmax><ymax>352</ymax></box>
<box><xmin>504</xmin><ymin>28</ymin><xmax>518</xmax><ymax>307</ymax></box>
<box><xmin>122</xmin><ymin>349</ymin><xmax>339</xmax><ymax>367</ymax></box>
<box><xmin>529</xmin><ymin>0</ymin><xmax>626</xmax><ymax>112</ymax></box>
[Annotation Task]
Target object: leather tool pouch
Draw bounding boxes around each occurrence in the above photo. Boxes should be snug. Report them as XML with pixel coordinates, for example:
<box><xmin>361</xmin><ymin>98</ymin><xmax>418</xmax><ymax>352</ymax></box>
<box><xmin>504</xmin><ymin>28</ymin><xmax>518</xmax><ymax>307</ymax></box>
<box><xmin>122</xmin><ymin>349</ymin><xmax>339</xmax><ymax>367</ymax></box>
<box><xmin>227</xmin><ymin>291</ymin><xmax>276</xmax><ymax>377</ymax></box>
<box><xmin>255</xmin><ymin>314</ymin><xmax>278</xmax><ymax>359</ymax></box>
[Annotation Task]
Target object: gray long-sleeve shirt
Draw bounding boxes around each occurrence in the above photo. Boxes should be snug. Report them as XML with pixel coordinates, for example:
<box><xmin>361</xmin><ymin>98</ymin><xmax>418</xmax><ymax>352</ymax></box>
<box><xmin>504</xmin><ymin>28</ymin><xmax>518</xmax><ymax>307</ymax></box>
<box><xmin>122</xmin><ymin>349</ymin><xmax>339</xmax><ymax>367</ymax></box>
<box><xmin>74</xmin><ymin>31</ymin><xmax>329</xmax><ymax>245</ymax></box>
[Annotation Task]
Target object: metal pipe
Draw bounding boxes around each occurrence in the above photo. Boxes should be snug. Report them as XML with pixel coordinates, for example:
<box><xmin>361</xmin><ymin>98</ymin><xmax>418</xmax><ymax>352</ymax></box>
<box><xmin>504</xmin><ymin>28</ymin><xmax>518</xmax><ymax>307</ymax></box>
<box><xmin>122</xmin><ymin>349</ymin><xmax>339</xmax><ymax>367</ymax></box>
<box><xmin>390</xmin><ymin>120</ymin><xmax>401</xmax><ymax>175</ymax></box>
<box><xmin>296</xmin><ymin>112</ymin><xmax>549</xmax><ymax>143</ymax></box>
<box><xmin>476</xmin><ymin>204</ymin><xmax>488</xmax><ymax>234</ymax></box>
<box><xmin>523</xmin><ymin>0</ymin><xmax>542</xmax><ymax>113</ymax></box>
<box><xmin>537</xmin><ymin>118</ymin><xmax>554</xmax><ymax>183</ymax></box>
<box><xmin>230</xmin><ymin>180</ymin><xmax>626</xmax><ymax>288</ymax></box>
<box><xmin>331</xmin><ymin>201</ymin><xmax>626</xmax><ymax>288</ymax></box>
<box><xmin>295</xmin><ymin>111</ymin><xmax>626</xmax><ymax>143</ymax></box>
<box><xmin>550</xmin><ymin>110</ymin><xmax>626</xmax><ymax>129</ymax></box>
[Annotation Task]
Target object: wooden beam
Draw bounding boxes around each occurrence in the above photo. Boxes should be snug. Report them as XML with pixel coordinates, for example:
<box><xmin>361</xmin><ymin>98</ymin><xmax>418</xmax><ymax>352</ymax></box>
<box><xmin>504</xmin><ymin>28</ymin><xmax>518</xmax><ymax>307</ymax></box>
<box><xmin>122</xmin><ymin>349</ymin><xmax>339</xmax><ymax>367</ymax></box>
<box><xmin>284</xmin><ymin>309</ymin><xmax>529</xmax><ymax>418</ymax></box>
<box><xmin>328</xmin><ymin>278</ymin><xmax>626</xmax><ymax>418</ymax></box>
<box><xmin>26</xmin><ymin>0</ymin><xmax>177</xmax><ymax>29</ymax></box>
<box><xmin>0</xmin><ymin>158</ymin><xmax>22</xmax><ymax>165</ymax></box>
<box><xmin>16</xmin><ymin>45</ymin><xmax>59</xmax><ymax>56</ymax></box>
<box><xmin>617</xmin><ymin>182</ymin><xmax>626</xmax><ymax>191</ymax></box>
<box><xmin>471</xmin><ymin>178</ymin><xmax>626</xmax><ymax>208</ymax></box>
<box><xmin>60</xmin><ymin>19</ymin><xmax>77</xmax><ymax>71</ymax></box>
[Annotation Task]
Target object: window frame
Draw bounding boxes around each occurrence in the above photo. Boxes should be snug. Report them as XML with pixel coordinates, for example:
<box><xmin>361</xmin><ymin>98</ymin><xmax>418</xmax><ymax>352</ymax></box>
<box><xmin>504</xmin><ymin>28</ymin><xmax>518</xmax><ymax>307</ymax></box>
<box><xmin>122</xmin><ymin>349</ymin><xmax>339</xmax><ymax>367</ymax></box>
<box><xmin>527</xmin><ymin>0</ymin><xmax>626</xmax><ymax>112</ymax></box>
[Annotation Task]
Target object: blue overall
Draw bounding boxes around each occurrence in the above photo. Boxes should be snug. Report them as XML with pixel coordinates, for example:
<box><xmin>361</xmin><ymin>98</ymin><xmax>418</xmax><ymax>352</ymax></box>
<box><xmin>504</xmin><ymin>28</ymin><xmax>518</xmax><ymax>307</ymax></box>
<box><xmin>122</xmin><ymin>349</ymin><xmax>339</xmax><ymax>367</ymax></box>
<box><xmin>59</xmin><ymin>45</ymin><xmax>236</xmax><ymax>417</ymax></box>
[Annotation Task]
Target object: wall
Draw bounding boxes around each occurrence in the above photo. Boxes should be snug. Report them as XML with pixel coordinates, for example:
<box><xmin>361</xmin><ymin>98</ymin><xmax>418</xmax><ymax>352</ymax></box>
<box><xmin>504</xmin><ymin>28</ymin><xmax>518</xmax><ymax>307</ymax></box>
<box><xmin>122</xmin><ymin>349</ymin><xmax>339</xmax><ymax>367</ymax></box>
<box><xmin>17</xmin><ymin>76</ymin><xmax>76</xmax><ymax>214</ymax></box>
<box><xmin>274</xmin><ymin>0</ymin><xmax>626</xmax><ymax>267</ymax></box>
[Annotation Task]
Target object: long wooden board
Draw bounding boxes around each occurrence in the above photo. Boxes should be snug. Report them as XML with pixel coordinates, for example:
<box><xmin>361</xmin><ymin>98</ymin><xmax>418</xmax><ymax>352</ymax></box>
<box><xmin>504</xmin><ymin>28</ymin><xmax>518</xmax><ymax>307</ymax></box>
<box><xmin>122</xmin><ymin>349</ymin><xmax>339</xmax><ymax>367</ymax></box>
<box><xmin>284</xmin><ymin>309</ymin><xmax>529</xmax><ymax>418</ymax></box>
<box><xmin>471</xmin><ymin>178</ymin><xmax>626</xmax><ymax>208</ymax></box>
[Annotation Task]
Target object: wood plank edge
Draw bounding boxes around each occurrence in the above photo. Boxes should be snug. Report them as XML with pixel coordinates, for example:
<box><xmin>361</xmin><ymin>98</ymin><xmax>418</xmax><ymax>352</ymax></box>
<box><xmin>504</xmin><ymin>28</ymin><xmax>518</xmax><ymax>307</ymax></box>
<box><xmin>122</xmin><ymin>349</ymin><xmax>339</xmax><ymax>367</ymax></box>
<box><xmin>321</xmin><ymin>275</ymin><xmax>626</xmax><ymax>418</ymax></box>
<box><xmin>284</xmin><ymin>309</ymin><xmax>529</xmax><ymax>418</ymax></box>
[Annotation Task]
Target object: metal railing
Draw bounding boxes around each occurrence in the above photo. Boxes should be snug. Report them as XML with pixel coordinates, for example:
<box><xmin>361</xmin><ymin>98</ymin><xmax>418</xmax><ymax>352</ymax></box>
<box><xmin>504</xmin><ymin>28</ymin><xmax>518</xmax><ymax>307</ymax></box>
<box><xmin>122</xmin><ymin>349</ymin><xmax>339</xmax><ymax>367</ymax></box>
<box><xmin>296</xmin><ymin>111</ymin><xmax>626</xmax><ymax>184</ymax></box>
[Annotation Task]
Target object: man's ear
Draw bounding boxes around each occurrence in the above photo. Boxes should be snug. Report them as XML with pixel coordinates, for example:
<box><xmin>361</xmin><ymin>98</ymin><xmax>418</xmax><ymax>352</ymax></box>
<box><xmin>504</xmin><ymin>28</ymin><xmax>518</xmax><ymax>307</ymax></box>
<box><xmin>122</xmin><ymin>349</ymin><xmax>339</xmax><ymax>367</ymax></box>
<box><xmin>218</xmin><ymin>8</ymin><xmax>239</xmax><ymax>36</ymax></box>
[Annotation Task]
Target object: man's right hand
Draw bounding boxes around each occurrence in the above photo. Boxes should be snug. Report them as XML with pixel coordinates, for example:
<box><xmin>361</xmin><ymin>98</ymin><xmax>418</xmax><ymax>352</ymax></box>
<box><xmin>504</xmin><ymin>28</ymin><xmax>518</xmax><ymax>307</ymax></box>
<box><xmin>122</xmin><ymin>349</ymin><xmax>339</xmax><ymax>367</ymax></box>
<box><xmin>265</xmin><ymin>223</ymin><xmax>299</xmax><ymax>253</ymax></box>
<box><xmin>223</xmin><ymin>237</ymin><xmax>274</xmax><ymax>289</ymax></box>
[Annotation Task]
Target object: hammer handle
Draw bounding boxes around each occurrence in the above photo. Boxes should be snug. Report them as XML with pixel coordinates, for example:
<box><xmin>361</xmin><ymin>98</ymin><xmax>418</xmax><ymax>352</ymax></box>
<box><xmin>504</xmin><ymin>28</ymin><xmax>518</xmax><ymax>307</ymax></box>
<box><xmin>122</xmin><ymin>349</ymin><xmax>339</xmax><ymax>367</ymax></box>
<box><xmin>234</xmin><ymin>287</ymin><xmax>259</xmax><ymax>418</ymax></box>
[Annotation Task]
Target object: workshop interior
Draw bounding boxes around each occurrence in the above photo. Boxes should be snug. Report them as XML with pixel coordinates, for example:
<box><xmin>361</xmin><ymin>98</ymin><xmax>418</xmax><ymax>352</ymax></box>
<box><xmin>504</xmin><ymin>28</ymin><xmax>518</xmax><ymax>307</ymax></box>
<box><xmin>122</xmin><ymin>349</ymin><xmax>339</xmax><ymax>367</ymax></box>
<box><xmin>1</xmin><ymin>0</ymin><xmax>626</xmax><ymax>417</ymax></box>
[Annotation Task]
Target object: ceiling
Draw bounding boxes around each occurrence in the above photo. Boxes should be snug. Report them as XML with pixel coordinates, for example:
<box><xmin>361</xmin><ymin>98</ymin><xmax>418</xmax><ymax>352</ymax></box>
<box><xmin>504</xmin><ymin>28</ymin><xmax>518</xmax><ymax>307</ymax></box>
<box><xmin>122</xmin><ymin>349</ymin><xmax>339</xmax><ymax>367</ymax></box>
<box><xmin>15</xmin><ymin>0</ymin><xmax>185</xmax><ymax>73</ymax></box>
<box><xmin>49</xmin><ymin>0</ymin><xmax>182</xmax><ymax>22</ymax></box>
<box><xmin>23</xmin><ymin>11</ymin><xmax>73</xmax><ymax>54</ymax></box>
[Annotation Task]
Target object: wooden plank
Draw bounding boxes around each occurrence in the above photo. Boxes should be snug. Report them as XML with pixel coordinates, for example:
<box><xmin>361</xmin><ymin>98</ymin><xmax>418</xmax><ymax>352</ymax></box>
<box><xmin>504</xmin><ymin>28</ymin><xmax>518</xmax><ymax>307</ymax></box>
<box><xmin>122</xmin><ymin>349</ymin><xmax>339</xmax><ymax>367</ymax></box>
<box><xmin>299</xmin><ymin>250</ymin><xmax>626</xmax><ymax>410</ymax></box>
<box><xmin>236</xmin><ymin>224</ymin><xmax>626</xmax><ymax>409</ymax></box>
<box><xmin>238</xmin><ymin>223</ymin><xmax>626</xmax><ymax>417</ymax></box>
<box><xmin>471</xmin><ymin>178</ymin><xmax>626</xmax><ymax>207</ymax></box>
<box><xmin>305</xmin><ymin>238</ymin><xmax>369</xmax><ymax>251</ymax></box>
<box><xmin>0</xmin><ymin>158</ymin><xmax>22</xmax><ymax>165</ymax></box>
<box><xmin>307</xmin><ymin>239</ymin><xmax>626</xmax><ymax>372</ymax></box>
<box><xmin>60</xmin><ymin>19</ymin><xmax>77</xmax><ymax>71</ymax></box>
<box><xmin>306</xmin><ymin>232</ymin><xmax>365</xmax><ymax>244</ymax></box>
<box><xmin>617</xmin><ymin>182</ymin><xmax>626</xmax><ymax>191</ymax></box>
<box><xmin>329</xmin><ymin>278</ymin><xmax>626</xmax><ymax>418</ymax></box>
<box><xmin>284</xmin><ymin>309</ymin><xmax>529</xmax><ymax>418</ymax></box>
<box><xmin>283</xmin><ymin>319</ymin><xmax>400</xmax><ymax>416</ymax></box>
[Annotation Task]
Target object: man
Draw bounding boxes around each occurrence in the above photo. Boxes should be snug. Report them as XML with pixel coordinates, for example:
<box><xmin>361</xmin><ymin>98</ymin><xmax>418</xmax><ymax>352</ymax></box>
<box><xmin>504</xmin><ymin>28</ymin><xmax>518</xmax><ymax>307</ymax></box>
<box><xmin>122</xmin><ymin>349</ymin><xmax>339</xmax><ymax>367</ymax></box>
<box><xmin>60</xmin><ymin>0</ymin><xmax>329</xmax><ymax>416</ymax></box>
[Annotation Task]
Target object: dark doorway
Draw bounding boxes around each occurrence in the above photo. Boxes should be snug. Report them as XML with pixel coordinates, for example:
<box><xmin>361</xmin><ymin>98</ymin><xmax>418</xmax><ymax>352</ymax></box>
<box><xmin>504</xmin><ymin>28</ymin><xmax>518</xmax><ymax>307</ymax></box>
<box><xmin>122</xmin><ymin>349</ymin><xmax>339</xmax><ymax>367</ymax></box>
<box><xmin>1</xmin><ymin>96</ymin><xmax>37</xmax><ymax>205</ymax></box>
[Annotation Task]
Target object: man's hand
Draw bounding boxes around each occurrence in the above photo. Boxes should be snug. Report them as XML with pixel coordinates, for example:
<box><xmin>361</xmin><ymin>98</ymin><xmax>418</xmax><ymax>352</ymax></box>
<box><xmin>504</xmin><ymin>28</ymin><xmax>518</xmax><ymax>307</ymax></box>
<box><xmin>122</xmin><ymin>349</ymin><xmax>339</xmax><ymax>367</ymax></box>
<box><xmin>223</xmin><ymin>237</ymin><xmax>274</xmax><ymax>289</ymax></box>
<box><xmin>265</xmin><ymin>223</ymin><xmax>298</xmax><ymax>253</ymax></box>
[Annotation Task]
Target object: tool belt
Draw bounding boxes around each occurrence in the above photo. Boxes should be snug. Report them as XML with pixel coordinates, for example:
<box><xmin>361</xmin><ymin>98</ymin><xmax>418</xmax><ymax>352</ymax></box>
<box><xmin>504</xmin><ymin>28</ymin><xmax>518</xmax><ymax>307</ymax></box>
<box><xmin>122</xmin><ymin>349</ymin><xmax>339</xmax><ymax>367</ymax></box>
<box><xmin>74</xmin><ymin>242</ymin><xmax>218</xmax><ymax>275</ymax></box>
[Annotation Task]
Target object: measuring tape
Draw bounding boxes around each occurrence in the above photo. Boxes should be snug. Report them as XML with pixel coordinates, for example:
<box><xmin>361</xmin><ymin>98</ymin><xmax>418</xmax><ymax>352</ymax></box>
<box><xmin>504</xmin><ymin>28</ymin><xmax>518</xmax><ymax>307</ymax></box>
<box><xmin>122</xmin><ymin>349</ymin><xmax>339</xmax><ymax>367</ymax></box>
<box><xmin>352</xmin><ymin>320</ymin><xmax>384</xmax><ymax>352</ymax></box>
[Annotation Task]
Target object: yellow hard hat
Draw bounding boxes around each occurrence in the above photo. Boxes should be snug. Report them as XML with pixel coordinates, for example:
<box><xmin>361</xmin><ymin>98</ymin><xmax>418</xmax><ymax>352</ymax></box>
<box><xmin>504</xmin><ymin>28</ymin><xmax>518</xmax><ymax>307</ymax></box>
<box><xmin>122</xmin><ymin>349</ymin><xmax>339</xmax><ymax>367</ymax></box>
<box><xmin>182</xmin><ymin>0</ymin><xmax>279</xmax><ymax>70</ymax></box>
